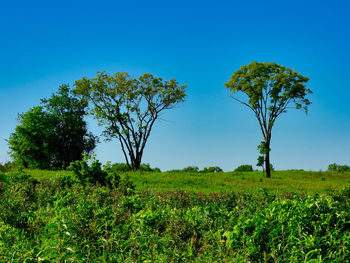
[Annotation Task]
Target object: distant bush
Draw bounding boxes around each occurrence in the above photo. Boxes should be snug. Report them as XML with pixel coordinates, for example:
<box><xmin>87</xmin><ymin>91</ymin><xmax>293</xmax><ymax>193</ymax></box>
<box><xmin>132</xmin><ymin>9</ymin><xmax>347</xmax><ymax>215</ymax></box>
<box><xmin>328</xmin><ymin>163</ymin><xmax>350</xmax><ymax>173</ymax></box>
<box><xmin>139</xmin><ymin>163</ymin><xmax>161</xmax><ymax>172</ymax></box>
<box><xmin>110</xmin><ymin>163</ymin><xmax>130</xmax><ymax>172</ymax></box>
<box><xmin>234</xmin><ymin>164</ymin><xmax>253</xmax><ymax>172</ymax></box>
<box><xmin>68</xmin><ymin>156</ymin><xmax>120</xmax><ymax>187</ymax></box>
<box><xmin>200</xmin><ymin>166</ymin><xmax>223</xmax><ymax>173</ymax></box>
<box><xmin>109</xmin><ymin>162</ymin><xmax>161</xmax><ymax>172</ymax></box>
<box><xmin>181</xmin><ymin>166</ymin><xmax>199</xmax><ymax>172</ymax></box>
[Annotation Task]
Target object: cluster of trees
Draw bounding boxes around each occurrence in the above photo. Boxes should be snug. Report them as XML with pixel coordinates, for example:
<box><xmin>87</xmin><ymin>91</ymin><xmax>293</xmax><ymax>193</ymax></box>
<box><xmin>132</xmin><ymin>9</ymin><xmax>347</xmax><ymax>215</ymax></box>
<box><xmin>328</xmin><ymin>163</ymin><xmax>350</xmax><ymax>173</ymax></box>
<box><xmin>8</xmin><ymin>85</ymin><xmax>96</xmax><ymax>169</ymax></box>
<box><xmin>8</xmin><ymin>62</ymin><xmax>312</xmax><ymax>178</ymax></box>
<box><xmin>8</xmin><ymin>74</ymin><xmax>185</xmax><ymax>172</ymax></box>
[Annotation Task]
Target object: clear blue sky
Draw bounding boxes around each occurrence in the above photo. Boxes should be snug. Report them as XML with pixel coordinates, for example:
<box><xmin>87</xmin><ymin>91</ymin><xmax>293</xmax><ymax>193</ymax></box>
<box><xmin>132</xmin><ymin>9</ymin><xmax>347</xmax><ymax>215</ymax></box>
<box><xmin>1</xmin><ymin>0</ymin><xmax>350</xmax><ymax>171</ymax></box>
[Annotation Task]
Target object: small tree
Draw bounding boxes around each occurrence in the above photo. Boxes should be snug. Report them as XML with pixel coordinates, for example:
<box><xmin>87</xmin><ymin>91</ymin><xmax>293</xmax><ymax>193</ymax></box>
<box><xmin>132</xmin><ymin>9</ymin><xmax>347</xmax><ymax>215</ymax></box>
<box><xmin>225</xmin><ymin>62</ymin><xmax>311</xmax><ymax>178</ymax></box>
<box><xmin>74</xmin><ymin>72</ymin><xmax>186</xmax><ymax>170</ymax></box>
<box><xmin>257</xmin><ymin>155</ymin><xmax>265</xmax><ymax>174</ymax></box>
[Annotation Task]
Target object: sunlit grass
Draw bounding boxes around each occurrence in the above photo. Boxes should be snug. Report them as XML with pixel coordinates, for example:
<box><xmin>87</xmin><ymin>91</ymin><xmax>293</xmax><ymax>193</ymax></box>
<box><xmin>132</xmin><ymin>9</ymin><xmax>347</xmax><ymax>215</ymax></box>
<box><xmin>22</xmin><ymin>169</ymin><xmax>350</xmax><ymax>195</ymax></box>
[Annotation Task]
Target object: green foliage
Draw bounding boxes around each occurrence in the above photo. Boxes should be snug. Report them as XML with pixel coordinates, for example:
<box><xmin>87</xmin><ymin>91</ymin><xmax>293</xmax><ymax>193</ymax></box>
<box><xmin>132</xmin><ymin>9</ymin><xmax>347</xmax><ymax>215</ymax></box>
<box><xmin>181</xmin><ymin>166</ymin><xmax>199</xmax><ymax>172</ymax></box>
<box><xmin>23</xmin><ymin>169</ymin><xmax>350</xmax><ymax>195</ymax></box>
<box><xmin>234</xmin><ymin>164</ymin><xmax>253</xmax><ymax>172</ymax></box>
<box><xmin>200</xmin><ymin>166</ymin><xmax>223</xmax><ymax>173</ymax></box>
<box><xmin>68</xmin><ymin>155</ymin><xmax>120</xmax><ymax>187</ymax></box>
<box><xmin>8</xmin><ymin>85</ymin><xmax>97</xmax><ymax>169</ymax></box>
<box><xmin>328</xmin><ymin>163</ymin><xmax>350</xmax><ymax>173</ymax></box>
<box><xmin>139</xmin><ymin>163</ymin><xmax>161</xmax><ymax>172</ymax></box>
<box><xmin>0</xmin><ymin>174</ymin><xmax>9</xmax><ymax>184</ymax></box>
<box><xmin>225</xmin><ymin>62</ymin><xmax>311</xmax><ymax>178</ymax></box>
<box><xmin>257</xmin><ymin>141</ymin><xmax>270</xmax><ymax>155</ymax></box>
<box><xmin>257</xmin><ymin>155</ymin><xmax>265</xmax><ymax>168</ymax></box>
<box><xmin>74</xmin><ymin>72</ymin><xmax>186</xmax><ymax>170</ymax></box>
<box><xmin>1</xmin><ymin>172</ymin><xmax>350</xmax><ymax>261</ymax></box>
<box><xmin>109</xmin><ymin>162</ymin><xmax>130</xmax><ymax>172</ymax></box>
<box><xmin>0</xmin><ymin>162</ymin><xmax>13</xmax><ymax>173</ymax></box>
<box><xmin>109</xmin><ymin>162</ymin><xmax>161</xmax><ymax>172</ymax></box>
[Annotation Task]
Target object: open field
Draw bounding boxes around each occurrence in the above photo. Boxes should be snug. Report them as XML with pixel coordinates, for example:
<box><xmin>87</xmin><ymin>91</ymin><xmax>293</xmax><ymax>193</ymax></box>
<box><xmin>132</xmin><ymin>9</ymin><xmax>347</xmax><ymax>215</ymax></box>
<box><xmin>24</xmin><ymin>169</ymin><xmax>350</xmax><ymax>195</ymax></box>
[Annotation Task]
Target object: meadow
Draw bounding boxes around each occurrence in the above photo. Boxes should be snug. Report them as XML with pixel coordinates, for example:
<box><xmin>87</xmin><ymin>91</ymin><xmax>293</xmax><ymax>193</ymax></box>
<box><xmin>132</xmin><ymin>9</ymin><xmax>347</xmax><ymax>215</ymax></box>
<box><xmin>1</xmin><ymin>168</ymin><xmax>350</xmax><ymax>262</ymax></box>
<box><xmin>25</xmin><ymin>168</ymin><xmax>350</xmax><ymax>195</ymax></box>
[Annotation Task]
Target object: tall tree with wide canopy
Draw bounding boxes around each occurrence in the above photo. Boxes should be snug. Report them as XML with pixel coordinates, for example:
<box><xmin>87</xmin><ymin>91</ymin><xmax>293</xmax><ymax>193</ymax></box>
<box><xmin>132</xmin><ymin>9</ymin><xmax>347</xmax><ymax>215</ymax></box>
<box><xmin>74</xmin><ymin>72</ymin><xmax>186</xmax><ymax>170</ymax></box>
<box><xmin>225</xmin><ymin>62</ymin><xmax>311</xmax><ymax>178</ymax></box>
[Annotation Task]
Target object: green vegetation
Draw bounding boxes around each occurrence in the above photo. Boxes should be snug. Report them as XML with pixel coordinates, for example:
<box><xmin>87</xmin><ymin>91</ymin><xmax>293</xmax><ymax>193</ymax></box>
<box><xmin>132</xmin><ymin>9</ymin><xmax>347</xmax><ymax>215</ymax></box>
<box><xmin>328</xmin><ymin>163</ymin><xmax>350</xmax><ymax>173</ymax></box>
<box><xmin>234</xmin><ymin>164</ymin><xmax>254</xmax><ymax>172</ymax></box>
<box><xmin>1</xmin><ymin>170</ymin><xmax>350</xmax><ymax>262</ymax></box>
<box><xmin>1</xmin><ymin>63</ymin><xmax>349</xmax><ymax>261</ymax></box>
<box><xmin>225</xmin><ymin>62</ymin><xmax>312</xmax><ymax>178</ymax></box>
<box><xmin>74</xmin><ymin>72</ymin><xmax>186</xmax><ymax>170</ymax></box>
<box><xmin>7</xmin><ymin>85</ymin><xmax>96</xmax><ymax>169</ymax></box>
<box><xmin>22</xmin><ymin>169</ymin><xmax>350</xmax><ymax>195</ymax></box>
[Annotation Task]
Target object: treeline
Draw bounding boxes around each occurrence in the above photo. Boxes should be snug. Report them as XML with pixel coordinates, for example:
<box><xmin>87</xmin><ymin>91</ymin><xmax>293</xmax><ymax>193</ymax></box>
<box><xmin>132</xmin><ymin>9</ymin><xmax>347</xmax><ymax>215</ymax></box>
<box><xmin>8</xmin><ymin>73</ymin><xmax>186</xmax><ymax>172</ymax></box>
<box><xmin>9</xmin><ymin>62</ymin><xmax>348</xmax><ymax>178</ymax></box>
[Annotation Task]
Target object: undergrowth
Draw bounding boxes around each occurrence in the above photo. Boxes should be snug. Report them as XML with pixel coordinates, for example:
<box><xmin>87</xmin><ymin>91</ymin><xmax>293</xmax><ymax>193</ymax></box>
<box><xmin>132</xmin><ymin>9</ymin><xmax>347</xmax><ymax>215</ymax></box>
<box><xmin>0</xmin><ymin>171</ymin><xmax>350</xmax><ymax>262</ymax></box>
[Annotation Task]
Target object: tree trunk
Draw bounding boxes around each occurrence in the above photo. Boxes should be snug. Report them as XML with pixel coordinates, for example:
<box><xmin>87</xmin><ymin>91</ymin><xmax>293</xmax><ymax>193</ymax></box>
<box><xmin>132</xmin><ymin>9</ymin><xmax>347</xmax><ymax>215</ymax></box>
<box><xmin>265</xmin><ymin>144</ymin><xmax>271</xmax><ymax>178</ymax></box>
<box><xmin>133</xmin><ymin>159</ymin><xmax>141</xmax><ymax>170</ymax></box>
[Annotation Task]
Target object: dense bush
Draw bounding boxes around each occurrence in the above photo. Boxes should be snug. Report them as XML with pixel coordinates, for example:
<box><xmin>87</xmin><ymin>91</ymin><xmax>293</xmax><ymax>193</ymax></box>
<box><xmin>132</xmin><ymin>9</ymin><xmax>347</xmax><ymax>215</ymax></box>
<box><xmin>234</xmin><ymin>164</ymin><xmax>253</xmax><ymax>172</ymax></box>
<box><xmin>200</xmin><ymin>166</ymin><xmax>223</xmax><ymax>173</ymax></box>
<box><xmin>181</xmin><ymin>166</ymin><xmax>199</xmax><ymax>172</ymax></box>
<box><xmin>68</xmin><ymin>156</ymin><xmax>120</xmax><ymax>187</ymax></box>
<box><xmin>109</xmin><ymin>162</ymin><xmax>161</xmax><ymax>172</ymax></box>
<box><xmin>1</xmin><ymin>171</ymin><xmax>349</xmax><ymax>261</ymax></box>
<box><xmin>328</xmin><ymin>163</ymin><xmax>350</xmax><ymax>173</ymax></box>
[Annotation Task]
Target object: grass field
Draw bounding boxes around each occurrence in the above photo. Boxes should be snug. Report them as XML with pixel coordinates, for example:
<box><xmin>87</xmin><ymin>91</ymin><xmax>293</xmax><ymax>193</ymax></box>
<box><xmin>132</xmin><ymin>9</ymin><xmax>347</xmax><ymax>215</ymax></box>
<box><xmin>24</xmin><ymin>169</ymin><xmax>350</xmax><ymax>195</ymax></box>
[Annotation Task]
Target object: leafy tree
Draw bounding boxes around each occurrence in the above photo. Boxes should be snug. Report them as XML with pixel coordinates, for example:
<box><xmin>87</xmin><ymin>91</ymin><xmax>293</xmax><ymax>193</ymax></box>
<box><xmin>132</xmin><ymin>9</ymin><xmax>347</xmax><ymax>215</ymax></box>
<box><xmin>8</xmin><ymin>106</ymin><xmax>53</xmax><ymax>169</ymax></box>
<box><xmin>8</xmin><ymin>85</ymin><xmax>97</xmax><ymax>169</ymax></box>
<box><xmin>257</xmin><ymin>155</ymin><xmax>265</xmax><ymax>174</ymax></box>
<box><xmin>74</xmin><ymin>72</ymin><xmax>186</xmax><ymax>170</ymax></box>
<box><xmin>41</xmin><ymin>85</ymin><xmax>97</xmax><ymax>168</ymax></box>
<box><xmin>225</xmin><ymin>62</ymin><xmax>311</xmax><ymax>178</ymax></box>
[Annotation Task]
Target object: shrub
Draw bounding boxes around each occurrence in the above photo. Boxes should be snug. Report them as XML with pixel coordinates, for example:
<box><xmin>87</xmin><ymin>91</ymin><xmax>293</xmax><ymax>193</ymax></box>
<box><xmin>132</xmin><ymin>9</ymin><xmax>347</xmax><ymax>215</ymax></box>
<box><xmin>139</xmin><ymin>163</ymin><xmax>161</xmax><ymax>172</ymax></box>
<box><xmin>109</xmin><ymin>162</ymin><xmax>161</xmax><ymax>172</ymax></box>
<box><xmin>110</xmin><ymin>162</ymin><xmax>130</xmax><ymax>172</ymax></box>
<box><xmin>68</xmin><ymin>155</ymin><xmax>120</xmax><ymax>187</ymax></box>
<box><xmin>234</xmin><ymin>164</ymin><xmax>253</xmax><ymax>172</ymax></box>
<box><xmin>200</xmin><ymin>166</ymin><xmax>223</xmax><ymax>173</ymax></box>
<box><xmin>181</xmin><ymin>166</ymin><xmax>199</xmax><ymax>172</ymax></box>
